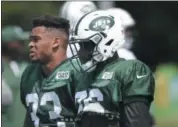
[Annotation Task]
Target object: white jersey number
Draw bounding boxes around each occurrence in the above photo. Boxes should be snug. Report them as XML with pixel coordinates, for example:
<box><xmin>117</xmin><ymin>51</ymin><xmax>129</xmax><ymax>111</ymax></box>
<box><xmin>26</xmin><ymin>91</ymin><xmax>62</xmax><ymax>127</ymax></box>
<box><xmin>75</xmin><ymin>88</ymin><xmax>104</xmax><ymax>114</ymax></box>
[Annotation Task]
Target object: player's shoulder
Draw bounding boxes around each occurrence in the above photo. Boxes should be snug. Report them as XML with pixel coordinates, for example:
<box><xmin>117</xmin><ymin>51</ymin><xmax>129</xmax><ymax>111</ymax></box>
<box><xmin>25</xmin><ymin>62</ymin><xmax>40</xmax><ymax>70</ymax></box>
<box><xmin>115</xmin><ymin>59</ymin><xmax>149</xmax><ymax>69</ymax></box>
<box><xmin>125</xmin><ymin>59</ymin><xmax>151</xmax><ymax>72</ymax></box>
<box><xmin>23</xmin><ymin>62</ymin><xmax>40</xmax><ymax>74</ymax></box>
<box><xmin>112</xmin><ymin>59</ymin><xmax>152</xmax><ymax>75</ymax></box>
<box><xmin>21</xmin><ymin>62</ymin><xmax>40</xmax><ymax>81</ymax></box>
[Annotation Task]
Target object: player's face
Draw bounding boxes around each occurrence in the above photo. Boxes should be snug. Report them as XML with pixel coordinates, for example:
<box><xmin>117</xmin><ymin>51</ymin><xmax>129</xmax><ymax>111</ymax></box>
<box><xmin>29</xmin><ymin>26</ymin><xmax>53</xmax><ymax>63</ymax></box>
<box><xmin>77</xmin><ymin>40</ymin><xmax>96</xmax><ymax>64</ymax></box>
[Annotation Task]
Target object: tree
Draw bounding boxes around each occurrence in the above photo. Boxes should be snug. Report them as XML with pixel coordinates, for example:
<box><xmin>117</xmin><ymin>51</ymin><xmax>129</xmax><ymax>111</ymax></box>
<box><xmin>2</xmin><ymin>1</ymin><xmax>64</xmax><ymax>30</ymax></box>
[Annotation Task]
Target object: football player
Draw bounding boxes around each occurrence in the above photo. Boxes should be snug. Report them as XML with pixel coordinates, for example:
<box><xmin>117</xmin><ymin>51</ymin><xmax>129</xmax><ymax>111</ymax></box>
<box><xmin>69</xmin><ymin>10</ymin><xmax>155</xmax><ymax>127</ymax></box>
<box><xmin>107</xmin><ymin>8</ymin><xmax>137</xmax><ymax>60</ymax></box>
<box><xmin>59</xmin><ymin>1</ymin><xmax>97</xmax><ymax>58</ymax></box>
<box><xmin>20</xmin><ymin>15</ymin><xmax>79</xmax><ymax>127</ymax></box>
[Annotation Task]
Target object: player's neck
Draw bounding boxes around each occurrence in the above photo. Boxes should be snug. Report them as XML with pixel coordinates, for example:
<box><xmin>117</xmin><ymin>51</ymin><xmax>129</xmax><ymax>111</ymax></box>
<box><xmin>42</xmin><ymin>52</ymin><xmax>67</xmax><ymax>76</ymax></box>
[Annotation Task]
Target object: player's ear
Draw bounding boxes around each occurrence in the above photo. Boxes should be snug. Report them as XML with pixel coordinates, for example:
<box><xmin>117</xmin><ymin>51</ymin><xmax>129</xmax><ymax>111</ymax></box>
<box><xmin>52</xmin><ymin>37</ymin><xmax>61</xmax><ymax>49</ymax></box>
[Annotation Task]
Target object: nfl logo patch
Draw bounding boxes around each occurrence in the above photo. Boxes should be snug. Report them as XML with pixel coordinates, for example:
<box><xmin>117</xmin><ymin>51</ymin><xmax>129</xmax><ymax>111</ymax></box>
<box><xmin>56</xmin><ymin>71</ymin><xmax>70</xmax><ymax>80</ymax></box>
<box><xmin>102</xmin><ymin>72</ymin><xmax>114</xmax><ymax>79</ymax></box>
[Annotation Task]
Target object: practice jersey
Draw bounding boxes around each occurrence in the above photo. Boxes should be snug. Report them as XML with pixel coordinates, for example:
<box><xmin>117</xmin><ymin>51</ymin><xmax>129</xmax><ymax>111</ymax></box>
<box><xmin>75</xmin><ymin>58</ymin><xmax>155</xmax><ymax>120</ymax></box>
<box><xmin>20</xmin><ymin>59</ymin><xmax>79</xmax><ymax>127</ymax></box>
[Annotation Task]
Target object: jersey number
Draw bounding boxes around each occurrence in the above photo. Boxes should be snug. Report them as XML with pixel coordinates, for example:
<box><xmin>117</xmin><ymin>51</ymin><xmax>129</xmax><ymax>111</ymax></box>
<box><xmin>26</xmin><ymin>91</ymin><xmax>62</xmax><ymax>127</ymax></box>
<box><xmin>75</xmin><ymin>89</ymin><xmax>104</xmax><ymax>113</ymax></box>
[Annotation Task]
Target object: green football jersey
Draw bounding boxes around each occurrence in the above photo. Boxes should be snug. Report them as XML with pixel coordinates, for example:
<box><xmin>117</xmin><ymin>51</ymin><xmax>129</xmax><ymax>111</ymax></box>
<box><xmin>20</xmin><ymin>59</ymin><xmax>79</xmax><ymax>127</ymax></box>
<box><xmin>75</xmin><ymin>58</ymin><xmax>155</xmax><ymax>120</ymax></box>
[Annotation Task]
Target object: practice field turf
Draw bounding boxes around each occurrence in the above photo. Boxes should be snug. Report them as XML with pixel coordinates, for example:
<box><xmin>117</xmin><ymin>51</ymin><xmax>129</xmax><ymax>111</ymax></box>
<box><xmin>156</xmin><ymin>117</ymin><xmax>178</xmax><ymax>127</ymax></box>
<box><xmin>151</xmin><ymin>102</ymin><xmax>178</xmax><ymax>127</ymax></box>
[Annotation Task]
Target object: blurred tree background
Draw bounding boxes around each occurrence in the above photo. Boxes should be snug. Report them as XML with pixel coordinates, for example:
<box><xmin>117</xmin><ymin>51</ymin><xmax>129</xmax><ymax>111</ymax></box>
<box><xmin>115</xmin><ymin>1</ymin><xmax>178</xmax><ymax>71</ymax></box>
<box><xmin>2</xmin><ymin>1</ymin><xmax>64</xmax><ymax>30</ymax></box>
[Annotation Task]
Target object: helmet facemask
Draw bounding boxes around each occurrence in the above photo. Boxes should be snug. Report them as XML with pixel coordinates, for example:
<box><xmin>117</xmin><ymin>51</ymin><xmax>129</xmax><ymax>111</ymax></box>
<box><xmin>69</xmin><ymin>33</ymin><xmax>103</xmax><ymax>72</ymax></box>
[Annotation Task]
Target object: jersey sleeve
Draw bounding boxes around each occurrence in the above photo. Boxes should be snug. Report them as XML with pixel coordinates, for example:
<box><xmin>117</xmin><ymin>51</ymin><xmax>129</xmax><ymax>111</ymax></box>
<box><xmin>121</xmin><ymin>60</ymin><xmax>155</xmax><ymax>104</ymax></box>
<box><xmin>20</xmin><ymin>63</ymin><xmax>37</xmax><ymax>107</ymax></box>
<box><xmin>121</xmin><ymin>101</ymin><xmax>154</xmax><ymax>127</ymax></box>
<box><xmin>20</xmin><ymin>66</ymin><xmax>28</xmax><ymax>107</ymax></box>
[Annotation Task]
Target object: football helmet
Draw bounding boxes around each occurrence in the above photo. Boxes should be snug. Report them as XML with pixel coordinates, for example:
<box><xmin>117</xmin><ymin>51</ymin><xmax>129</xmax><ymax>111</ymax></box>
<box><xmin>60</xmin><ymin>1</ymin><xmax>97</xmax><ymax>58</ymax></box>
<box><xmin>107</xmin><ymin>8</ymin><xmax>136</xmax><ymax>50</ymax></box>
<box><xmin>69</xmin><ymin>10</ymin><xmax>125</xmax><ymax>72</ymax></box>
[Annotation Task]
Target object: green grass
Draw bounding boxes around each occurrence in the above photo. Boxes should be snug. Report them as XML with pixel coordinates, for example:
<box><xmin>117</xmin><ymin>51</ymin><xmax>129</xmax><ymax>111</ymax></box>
<box><xmin>151</xmin><ymin>102</ymin><xmax>178</xmax><ymax>127</ymax></box>
<box><xmin>156</xmin><ymin>117</ymin><xmax>178</xmax><ymax>127</ymax></box>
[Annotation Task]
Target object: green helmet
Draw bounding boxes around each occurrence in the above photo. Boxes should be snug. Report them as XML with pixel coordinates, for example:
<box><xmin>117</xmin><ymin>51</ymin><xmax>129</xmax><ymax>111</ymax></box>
<box><xmin>2</xmin><ymin>26</ymin><xmax>29</xmax><ymax>43</ymax></box>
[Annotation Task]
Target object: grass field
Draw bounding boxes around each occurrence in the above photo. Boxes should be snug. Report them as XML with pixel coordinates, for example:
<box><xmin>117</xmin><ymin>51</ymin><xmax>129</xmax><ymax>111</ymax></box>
<box><xmin>152</xmin><ymin>103</ymin><xmax>178</xmax><ymax>127</ymax></box>
<box><xmin>156</xmin><ymin>117</ymin><xmax>178</xmax><ymax>127</ymax></box>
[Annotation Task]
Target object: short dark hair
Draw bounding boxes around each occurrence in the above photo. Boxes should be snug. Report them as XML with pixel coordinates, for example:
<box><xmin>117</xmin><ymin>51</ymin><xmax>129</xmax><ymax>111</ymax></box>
<box><xmin>32</xmin><ymin>15</ymin><xmax>70</xmax><ymax>35</ymax></box>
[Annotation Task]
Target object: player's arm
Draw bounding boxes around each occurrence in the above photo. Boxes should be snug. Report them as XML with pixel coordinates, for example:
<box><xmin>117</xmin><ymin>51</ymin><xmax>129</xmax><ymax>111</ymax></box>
<box><xmin>21</xmin><ymin>82</ymin><xmax>34</xmax><ymax>127</ymax></box>
<box><xmin>121</xmin><ymin>98</ymin><xmax>154</xmax><ymax>127</ymax></box>
<box><xmin>120</xmin><ymin>60</ymin><xmax>155</xmax><ymax>127</ymax></box>
<box><xmin>23</xmin><ymin>112</ymin><xmax>34</xmax><ymax>127</ymax></box>
<box><xmin>20</xmin><ymin>66</ymin><xmax>34</xmax><ymax>127</ymax></box>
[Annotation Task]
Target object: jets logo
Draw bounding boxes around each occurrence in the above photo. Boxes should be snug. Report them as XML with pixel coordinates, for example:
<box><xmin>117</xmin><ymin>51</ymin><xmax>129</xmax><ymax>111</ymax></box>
<box><xmin>56</xmin><ymin>71</ymin><xmax>70</xmax><ymax>80</ymax></box>
<box><xmin>89</xmin><ymin>16</ymin><xmax>115</xmax><ymax>31</ymax></box>
<box><xmin>102</xmin><ymin>72</ymin><xmax>114</xmax><ymax>79</ymax></box>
